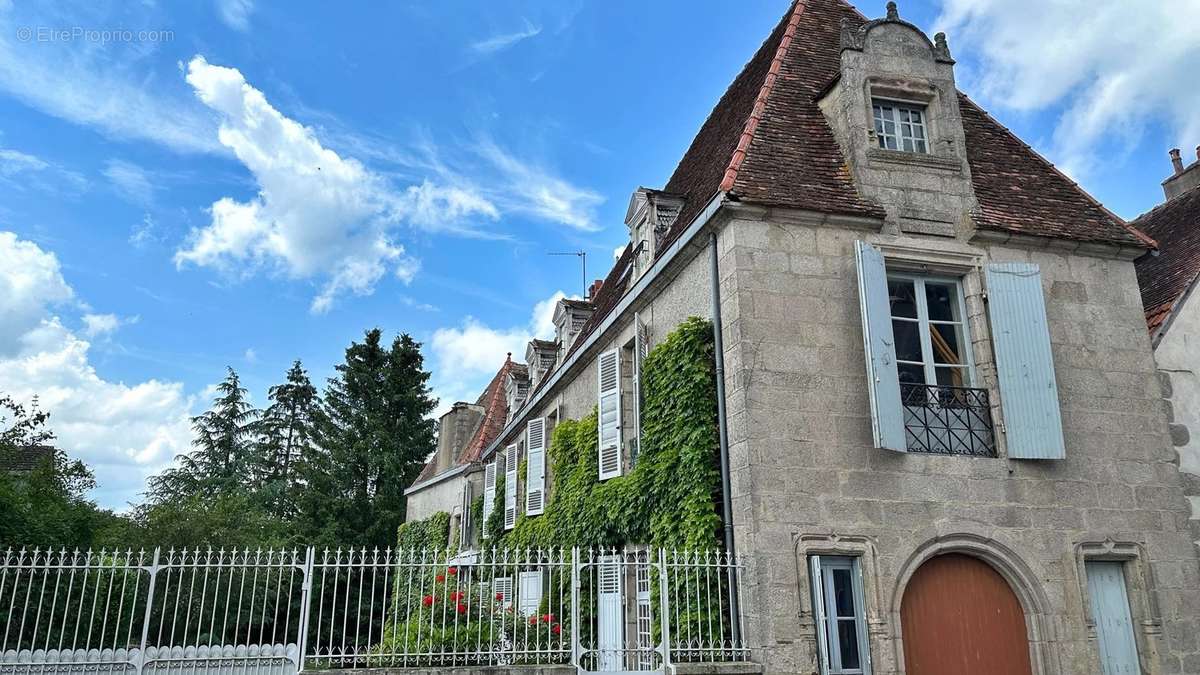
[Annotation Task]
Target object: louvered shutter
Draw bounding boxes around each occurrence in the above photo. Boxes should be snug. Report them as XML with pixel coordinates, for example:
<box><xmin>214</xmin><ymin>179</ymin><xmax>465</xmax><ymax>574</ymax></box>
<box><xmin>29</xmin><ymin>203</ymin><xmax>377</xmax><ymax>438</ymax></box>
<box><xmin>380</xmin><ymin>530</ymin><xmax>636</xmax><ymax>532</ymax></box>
<box><xmin>633</xmin><ymin>313</ymin><xmax>649</xmax><ymax>460</ymax></box>
<box><xmin>504</xmin><ymin>443</ymin><xmax>518</xmax><ymax>529</ymax></box>
<box><xmin>809</xmin><ymin>555</ymin><xmax>832</xmax><ymax>674</ymax></box>
<box><xmin>482</xmin><ymin>460</ymin><xmax>497</xmax><ymax>539</ymax></box>
<box><xmin>459</xmin><ymin>481</ymin><xmax>472</xmax><ymax>549</ymax></box>
<box><xmin>854</xmin><ymin>240</ymin><xmax>906</xmax><ymax>452</ymax></box>
<box><xmin>525</xmin><ymin>418</ymin><xmax>547</xmax><ymax>515</ymax></box>
<box><xmin>597</xmin><ymin>554</ymin><xmax>624</xmax><ymax>671</ymax></box>
<box><xmin>985</xmin><ymin>262</ymin><xmax>1066</xmax><ymax>459</ymax></box>
<box><xmin>493</xmin><ymin>576</ymin><xmax>514</xmax><ymax>610</ymax></box>
<box><xmin>597</xmin><ymin>348</ymin><xmax>622</xmax><ymax>480</ymax></box>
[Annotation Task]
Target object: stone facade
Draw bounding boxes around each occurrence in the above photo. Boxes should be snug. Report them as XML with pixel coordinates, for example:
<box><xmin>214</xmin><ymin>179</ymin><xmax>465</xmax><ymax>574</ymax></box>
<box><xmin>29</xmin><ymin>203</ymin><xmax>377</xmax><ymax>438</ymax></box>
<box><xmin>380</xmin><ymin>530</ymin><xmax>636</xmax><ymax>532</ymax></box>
<box><xmin>1152</xmin><ymin>281</ymin><xmax>1200</xmax><ymax>546</ymax></box>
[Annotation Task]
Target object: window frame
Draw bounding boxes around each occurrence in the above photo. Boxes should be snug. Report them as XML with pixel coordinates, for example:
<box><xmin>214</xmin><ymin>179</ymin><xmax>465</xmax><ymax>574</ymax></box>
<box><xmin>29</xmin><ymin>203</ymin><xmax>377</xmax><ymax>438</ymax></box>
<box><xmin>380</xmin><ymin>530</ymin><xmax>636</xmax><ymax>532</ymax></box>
<box><xmin>886</xmin><ymin>272</ymin><xmax>977</xmax><ymax>391</ymax></box>
<box><xmin>872</xmin><ymin>98</ymin><xmax>929</xmax><ymax>154</ymax></box>
<box><xmin>810</xmin><ymin>555</ymin><xmax>872</xmax><ymax>675</ymax></box>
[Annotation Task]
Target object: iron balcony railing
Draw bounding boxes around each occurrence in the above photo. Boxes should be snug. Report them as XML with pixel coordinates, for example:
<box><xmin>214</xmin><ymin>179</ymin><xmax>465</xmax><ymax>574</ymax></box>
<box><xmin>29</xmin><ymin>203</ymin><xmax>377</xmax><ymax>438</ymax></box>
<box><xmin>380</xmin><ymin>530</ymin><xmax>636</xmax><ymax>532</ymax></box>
<box><xmin>0</xmin><ymin>546</ymin><xmax>748</xmax><ymax>674</ymax></box>
<box><xmin>901</xmin><ymin>384</ymin><xmax>996</xmax><ymax>457</ymax></box>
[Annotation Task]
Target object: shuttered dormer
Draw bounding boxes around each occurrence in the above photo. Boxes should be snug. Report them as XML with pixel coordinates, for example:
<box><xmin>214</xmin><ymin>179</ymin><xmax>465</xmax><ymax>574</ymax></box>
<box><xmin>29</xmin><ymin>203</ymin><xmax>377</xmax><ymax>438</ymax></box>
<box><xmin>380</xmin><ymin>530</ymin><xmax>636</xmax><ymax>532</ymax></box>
<box><xmin>553</xmin><ymin>298</ymin><xmax>594</xmax><ymax>360</ymax></box>
<box><xmin>625</xmin><ymin>187</ymin><xmax>684</xmax><ymax>280</ymax></box>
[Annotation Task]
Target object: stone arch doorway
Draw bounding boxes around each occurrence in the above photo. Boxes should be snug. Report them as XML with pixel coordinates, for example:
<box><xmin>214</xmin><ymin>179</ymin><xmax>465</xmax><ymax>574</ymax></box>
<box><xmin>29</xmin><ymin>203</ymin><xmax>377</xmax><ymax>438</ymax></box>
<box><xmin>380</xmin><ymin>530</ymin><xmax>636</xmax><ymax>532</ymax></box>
<box><xmin>900</xmin><ymin>553</ymin><xmax>1033</xmax><ymax>675</ymax></box>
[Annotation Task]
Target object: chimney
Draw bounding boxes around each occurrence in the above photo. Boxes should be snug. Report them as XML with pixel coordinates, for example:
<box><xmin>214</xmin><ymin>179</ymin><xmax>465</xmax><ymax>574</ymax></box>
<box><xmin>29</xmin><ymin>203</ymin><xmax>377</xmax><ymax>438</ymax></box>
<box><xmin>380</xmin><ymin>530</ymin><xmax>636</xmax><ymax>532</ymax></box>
<box><xmin>1163</xmin><ymin>146</ymin><xmax>1200</xmax><ymax>201</ymax></box>
<box><xmin>588</xmin><ymin>279</ymin><xmax>604</xmax><ymax>300</ymax></box>
<box><xmin>1170</xmin><ymin>148</ymin><xmax>1184</xmax><ymax>174</ymax></box>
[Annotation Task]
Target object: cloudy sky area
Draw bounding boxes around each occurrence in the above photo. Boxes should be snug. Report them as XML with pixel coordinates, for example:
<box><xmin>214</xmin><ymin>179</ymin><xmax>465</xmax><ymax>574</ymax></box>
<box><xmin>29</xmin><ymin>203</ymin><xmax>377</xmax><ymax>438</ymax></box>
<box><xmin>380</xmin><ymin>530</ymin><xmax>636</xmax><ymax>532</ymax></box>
<box><xmin>0</xmin><ymin>0</ymin><xmax>1197</xmax><ymax>508</ymax></box>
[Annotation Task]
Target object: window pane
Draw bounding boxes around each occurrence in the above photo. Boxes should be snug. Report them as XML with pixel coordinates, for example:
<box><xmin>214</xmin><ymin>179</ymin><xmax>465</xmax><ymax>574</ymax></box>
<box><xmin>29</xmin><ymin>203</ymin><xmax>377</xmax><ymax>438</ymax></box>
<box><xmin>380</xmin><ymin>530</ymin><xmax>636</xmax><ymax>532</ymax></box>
<box><xmin>925</xmin><ymin>282</ymin><xmax>959</xmax><ymax>321</ymax></box>
<box><xmin>935</xmin><ymin>366</ymin><xmax>967</xmax><ymax>388</ymax></box>
<box><xmin>914</xmin><ymin>138</ymin><xmax>927</xmax><ymax>153</ymax></box>
<box><xmin>888</xmin><ymin>279</ymin><xmax>917</xmax><ymax>318</ymax></box>
<box><xmin>893</xmin><ymin>319</ymin><xmax>922</xmax><ymax>362</ymax></box>
<box><xmin>931</xmin><ymin>323</ymin><xmax>964</xmax><ymax>364</ymax></box>
<box><xmin>837</xmin><ymin>619</ymin><xmax>861</xmax><ymax>669</ymax></box>
<box><xmin>832</xmin><ymin>568</ymin><xmax>855</xmax><ymax>616</ymax></box>
<box><xmin>899</xmin><ymin>362</ymin><xmax>926</xmax><ymax>386</ymax></box>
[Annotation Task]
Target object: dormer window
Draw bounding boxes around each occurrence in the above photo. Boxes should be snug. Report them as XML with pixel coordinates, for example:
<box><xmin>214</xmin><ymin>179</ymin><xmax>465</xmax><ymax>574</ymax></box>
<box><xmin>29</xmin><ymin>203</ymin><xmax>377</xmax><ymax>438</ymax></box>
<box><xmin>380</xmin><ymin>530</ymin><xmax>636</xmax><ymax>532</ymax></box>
<box><xmin>872</xmin><ymin>99</ymin><xmax>928</xmax><ymax>153</ymax></box>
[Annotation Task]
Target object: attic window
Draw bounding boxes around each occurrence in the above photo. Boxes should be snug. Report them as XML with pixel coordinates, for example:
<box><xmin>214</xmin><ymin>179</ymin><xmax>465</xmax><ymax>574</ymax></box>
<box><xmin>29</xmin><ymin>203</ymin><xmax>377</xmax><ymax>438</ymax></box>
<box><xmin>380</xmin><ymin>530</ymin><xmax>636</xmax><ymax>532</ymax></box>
<box><xmin>873</xmin><ymin>99</ymin><xmax>928</xmax><ymax>153</ymax></box>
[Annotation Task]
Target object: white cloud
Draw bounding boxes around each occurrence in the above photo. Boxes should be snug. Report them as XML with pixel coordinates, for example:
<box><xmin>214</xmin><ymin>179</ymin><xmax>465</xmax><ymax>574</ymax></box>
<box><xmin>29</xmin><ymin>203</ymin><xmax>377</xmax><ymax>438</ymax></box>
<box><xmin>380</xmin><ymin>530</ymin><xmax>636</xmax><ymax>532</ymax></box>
<box><xmin>81</xmin><ymin>313</ymin><xmax>121</xmax><ymax>337</ymax></box>
<box><xmin>0</xmin><ymin>7</ymin><xmax>219</xmax><ymax>153</ymax></box>
<box><xmin>104</xmin><ymin>159</ymin><xmax>155</xmax><ymax>205</ymax></box>
<box><xmin>0</xmin><ymin>232</ymin><xmax>193</xmax><ymax>509</ymax></box>
<box><xmin>217</xmin><ymin>0</ymin><xmax>254</xmax><ymax>31</ymax></box>
<box><xmin>0</xmin><ymin>147</ymin><xmax>87</xmax><ymax>193</ymax></box>
<box><xmin>129</xmin><ymin>213</ymin><xmax>160</xmax><ymax>249</ymax></box>
<box><xmin>243</xmin><ymin>347</ymin><xmax>257</xmax><ymax>363</ymax></box>
<box><xmin>613</xmin><ymin>245</ymin><xmax>626</xmax><ymax>261</ymax></box>
<box><xmin>470</xmin><ymin>19</ymin><xmax>542</xmax><ymax>55</ymax></box>
<box><xmin>429</xmin><ymin>290</ymin><xmax>569</xmax><ymax>415</ymax></box>
<box><xmin>936</xmin><ymin>0</ymin><xmax>1200</xmax><ymax>178</ymax></box>
<box><xmin>0</xmin><ymin>148</ymin><xmax>48</xmax><ymax>174</ymax></box>
<box><xmin>175</xmin><ymin>56</ymin><xmax>470</xmax><ymax>313</ymax></box>
<box><xmin>475</xmin><ymin>140</ymin><xmax>603</xmax><ymax>231</ymax></box>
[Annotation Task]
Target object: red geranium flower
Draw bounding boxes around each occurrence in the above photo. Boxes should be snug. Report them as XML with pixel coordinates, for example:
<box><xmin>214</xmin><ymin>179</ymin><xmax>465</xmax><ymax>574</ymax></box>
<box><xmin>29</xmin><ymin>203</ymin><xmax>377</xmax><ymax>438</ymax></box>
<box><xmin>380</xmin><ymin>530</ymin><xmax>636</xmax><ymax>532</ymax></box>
<box><xmin>494</xmin><ymin>592</ymin><xmax>504</xmax><ymax>601</ymax></box>
<box><xmin>447</xmin><ymin>566</ymin><xmax>458</xmax><ymax>576</ymax></box>
<box><xmin>528</xmin><ymin>616</ymin><xmax>538</xmax><ymax>625</ymax></box>
<box><xmin>551</xmin><ymin>623</ymin><xmax>561</xmax><ymax>635</ymax></box>
<box><xmin>436</xmin><ymin>574</ymin><xmax>446</xmax><ymax>583</ymax></box>
<box><xmin>456</xmin><ymin>603</ymin><xmax>467</xmax><ymax>614</ymax></box>
<box><xmin>542</xmin><ymin>613</ymin><xmax>555</xmax><ymax>624</ymax></box>
<box><xmin>448</xmin><ymin>591</ymin><xmax>463</xmax><ymax>601</ymax></box>
<box><xmin>421</xmin><ymin>595</ymin><xmax>434</xmax><ymax>607</ymax></box>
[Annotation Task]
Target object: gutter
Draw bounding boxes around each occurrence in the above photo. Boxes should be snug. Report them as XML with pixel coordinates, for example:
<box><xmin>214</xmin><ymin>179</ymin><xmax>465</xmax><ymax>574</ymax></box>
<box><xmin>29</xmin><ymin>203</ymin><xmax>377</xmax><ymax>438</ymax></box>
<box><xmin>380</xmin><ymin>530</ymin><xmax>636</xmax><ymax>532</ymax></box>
<box><xmin>480</xmin><ymin>190</ymin><xmax>730</xmax><ymax>463</ymax></box>
<box><xmin>708</xmin><ymin>231</ymin><xmax>740</xmax><ymax>642</ymax></box>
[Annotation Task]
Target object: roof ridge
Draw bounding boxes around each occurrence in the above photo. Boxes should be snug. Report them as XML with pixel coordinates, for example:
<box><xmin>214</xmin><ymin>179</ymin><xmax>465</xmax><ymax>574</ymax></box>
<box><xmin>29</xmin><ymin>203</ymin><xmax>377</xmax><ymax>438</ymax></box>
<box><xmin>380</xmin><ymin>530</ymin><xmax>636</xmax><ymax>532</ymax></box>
<box><xmin>957</xmin><ymin>92</ymin><xmax>1156</xmax><ymax>250</ymax></box>
<box><xmin>1132</xmin><ymin>180</ymin><xmax>1200</xmax><ymax>226</ymax></box>
<box><xmin>719</xmin><ymin>0</ymin><xmax>807</xmax><ymax>193</ymax></box>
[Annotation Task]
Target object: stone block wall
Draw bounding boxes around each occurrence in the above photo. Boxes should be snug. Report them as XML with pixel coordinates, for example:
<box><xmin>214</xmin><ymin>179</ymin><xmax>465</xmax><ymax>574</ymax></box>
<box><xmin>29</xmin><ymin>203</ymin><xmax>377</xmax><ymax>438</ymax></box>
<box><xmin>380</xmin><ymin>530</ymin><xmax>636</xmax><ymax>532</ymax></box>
<box><xmin>722</xmin><ymin>213</ymin><xmax>1200</xmax><ymax>675</ymax></box>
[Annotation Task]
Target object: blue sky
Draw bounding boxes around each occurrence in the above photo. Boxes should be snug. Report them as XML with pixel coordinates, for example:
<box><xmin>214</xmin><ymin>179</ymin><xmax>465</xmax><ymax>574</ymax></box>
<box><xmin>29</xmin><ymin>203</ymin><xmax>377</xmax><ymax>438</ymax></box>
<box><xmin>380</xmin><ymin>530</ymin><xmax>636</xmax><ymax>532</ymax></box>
<box><xmin>0</xmin><ymin>0</ymin><xmax>1196</xmax><ymax>508</ymax></box>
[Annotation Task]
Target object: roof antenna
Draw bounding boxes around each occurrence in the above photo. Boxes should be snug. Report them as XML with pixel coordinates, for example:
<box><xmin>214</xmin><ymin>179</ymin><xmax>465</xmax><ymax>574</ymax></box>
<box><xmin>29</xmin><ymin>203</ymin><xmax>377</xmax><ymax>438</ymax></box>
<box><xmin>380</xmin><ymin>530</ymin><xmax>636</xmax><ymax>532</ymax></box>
<box><xmin>548</xmin><ymin>250</ymin><xmax>587</xmax><ymax>298</ymax></box>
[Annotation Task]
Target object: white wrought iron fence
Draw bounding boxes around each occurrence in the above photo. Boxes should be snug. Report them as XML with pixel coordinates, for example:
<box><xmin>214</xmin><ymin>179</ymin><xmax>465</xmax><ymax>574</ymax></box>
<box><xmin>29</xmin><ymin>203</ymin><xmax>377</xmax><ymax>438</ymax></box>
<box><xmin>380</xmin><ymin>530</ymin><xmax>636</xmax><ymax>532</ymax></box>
<box><xmin>0</xmin><ymin>546</ymin><xmax>747</xmax><ymax>674</ymax></box>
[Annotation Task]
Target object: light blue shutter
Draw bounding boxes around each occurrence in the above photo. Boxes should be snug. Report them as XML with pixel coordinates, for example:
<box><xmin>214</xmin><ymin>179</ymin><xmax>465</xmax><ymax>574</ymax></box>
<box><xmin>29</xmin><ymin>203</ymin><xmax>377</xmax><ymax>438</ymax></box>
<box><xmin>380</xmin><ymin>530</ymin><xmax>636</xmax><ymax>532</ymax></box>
<box><xmin>986</xmin><ymin>263</ymin><xmax>1066</xmax><ymax>459</ymax></box>
<box><xmin>525</xmin><ymin>418</ymin><xmax>546</xmax><ymax>516</ymax></box>
<box><xmin>597</xmin><ymin>349</ymin><xmax>622</xmax><ymax>479</ymax></box>
<box><xmin>504</xmin><ymin>444</ymin><xmax>518</xmax><ymax>529</ymax></box>
<box><xmin>482</xmin><ymin>460</ymin><xmax>497</xmax><ymax>539</ymax></box>
<box><xmin>854</xmin><ymin>241</ymin><xmax>905</xmax><ymax>451</ymax></box>
<box><xmin>1085</xmin><ymin>562</ymin><xmax>1140</xmax><ymax>675</ymax></box>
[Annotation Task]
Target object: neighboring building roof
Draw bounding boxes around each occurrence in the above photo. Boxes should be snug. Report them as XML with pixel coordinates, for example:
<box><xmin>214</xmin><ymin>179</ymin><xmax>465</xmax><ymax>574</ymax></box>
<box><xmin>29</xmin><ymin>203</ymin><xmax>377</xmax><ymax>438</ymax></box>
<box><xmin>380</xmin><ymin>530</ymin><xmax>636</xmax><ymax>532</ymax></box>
<box><xmin>528</xmin><ymin>338</ymin><xmax>556</xmax><ymax>351</ymax></box>
<box><xmin>411</xmin><ymin>357</ymin><xmax>516</xmax><ymax>486</ymax></box>
<box><xmin>1134</xmin><ymin>184</ymin><xmax>1200</xmax><ymax>337</ymax></box>
<box><xmin>0</xmin><ymin>445</ymin><xmax>55</xmax><ymax>473</ymax></box>
<box><xmin>559</xmin><ymin>298</ymin><xmax>594</xmax><ymax>312</ymax></box>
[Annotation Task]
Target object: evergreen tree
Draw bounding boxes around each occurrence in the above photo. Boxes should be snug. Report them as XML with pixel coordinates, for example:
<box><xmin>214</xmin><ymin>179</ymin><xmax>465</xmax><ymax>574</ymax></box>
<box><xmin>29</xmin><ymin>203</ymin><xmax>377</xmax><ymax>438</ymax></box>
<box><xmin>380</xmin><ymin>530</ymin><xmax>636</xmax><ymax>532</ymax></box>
<box><xmin>303</xmin><ymin>330</ymin><xmax>436</xmax><ymax>547</ymax></box>
<box><xmin>150</xmin><ymin>368</ymin><xmax>259</xmax><ymax>501</ymax></box>
<box><xmin>258</xmin><ymin>360</ymin><xmax>318</xmax><ymax>517</ymax></box>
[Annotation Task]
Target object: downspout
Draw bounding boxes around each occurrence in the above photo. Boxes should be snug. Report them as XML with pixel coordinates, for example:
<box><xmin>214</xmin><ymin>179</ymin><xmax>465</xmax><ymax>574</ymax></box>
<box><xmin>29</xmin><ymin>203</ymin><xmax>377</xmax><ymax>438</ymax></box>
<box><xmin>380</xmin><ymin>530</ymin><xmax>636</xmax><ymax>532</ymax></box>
<box><xmin>709</xmin><ymin>231</ymin><xmax>741</xmax><ymax>644</ymax></box>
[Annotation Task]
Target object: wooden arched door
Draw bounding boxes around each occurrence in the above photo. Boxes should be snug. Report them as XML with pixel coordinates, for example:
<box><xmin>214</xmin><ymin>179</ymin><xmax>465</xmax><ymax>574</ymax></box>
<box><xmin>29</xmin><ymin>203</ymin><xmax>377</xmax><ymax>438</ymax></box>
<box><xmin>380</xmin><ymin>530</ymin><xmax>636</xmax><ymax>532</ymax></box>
<box><xmin>900</xmin><ymin>553</ymin><xmax>1033</xmax><ymax>675</ymax></box>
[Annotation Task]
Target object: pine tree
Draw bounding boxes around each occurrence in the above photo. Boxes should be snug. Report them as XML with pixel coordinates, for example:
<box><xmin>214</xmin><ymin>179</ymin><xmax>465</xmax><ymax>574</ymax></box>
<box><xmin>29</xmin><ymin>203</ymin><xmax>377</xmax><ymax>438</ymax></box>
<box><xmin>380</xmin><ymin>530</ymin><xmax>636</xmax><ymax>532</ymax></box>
<box><xmin>303</xmin><ymin>330</ymin><xmax>437</xmax><ymax>547</ymax></box>
<box><xmin>258</xmin><ymin>360</ymin><xmax>317</xmax><ymax>517</ymax></box>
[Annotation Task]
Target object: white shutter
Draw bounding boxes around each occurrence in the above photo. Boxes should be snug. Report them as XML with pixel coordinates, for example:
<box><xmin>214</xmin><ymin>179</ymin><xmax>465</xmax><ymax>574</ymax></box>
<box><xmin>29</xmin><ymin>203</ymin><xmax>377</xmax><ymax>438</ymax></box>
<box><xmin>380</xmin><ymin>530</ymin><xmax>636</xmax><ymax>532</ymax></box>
<box><xmin>504</xmin><ymin>443</ymin><xmax>518</xmax><ymax>530</ymax></box>
<box><xmin>854</xmin><ymin>240</ymin><xmax>906</xmax><ymax>452</ymax></box>
<box><xmin>518</xmin><ymin>570</ymin><xmax>544</xmax><ymax>615</ymax></box>
<box><xmin>633</xmin><ymin>313</ymin><xmax>649</xmax><ymax>460</ymax></box>
<box><xmin>809</xmin><ymin>555</ymin><xmax>831</xmax><ymax>674</ymax></box>
<box><xmin>482</xmin><ymin>460</ymin><xmax>497</xmax><ymax>539</ymax></box>
<box><xmin>985</xmin><ymin>262</ymin><xmax>1066</xmax><ymax>459</ymax></box>
<box><xmin>493</xmin><ymin>576</ymin><xmax>514</xmax><ymax>610</ymax></box>
<box><xmin>459</xmin><ymin>481</ymin><xmax>472</xmax><ymax>549</ymax></box>
<box><xmin>597</xmin><ymin>554</ymin><xmax>624</xmax><ymax>671</ymax></box>
<box><xmin>525</xmin><ymin>418</ymin><xmax>547</xmax><ymax>516</ymax></box>
<box><xmin>597</xmin><ymin>348</ymin><xmax>622</xmax><ymax>480</ymax></box>
<box><xmin>635</xmin><ymin>558</ymin><xmax>653</xmax><ymax>670</ymax></box>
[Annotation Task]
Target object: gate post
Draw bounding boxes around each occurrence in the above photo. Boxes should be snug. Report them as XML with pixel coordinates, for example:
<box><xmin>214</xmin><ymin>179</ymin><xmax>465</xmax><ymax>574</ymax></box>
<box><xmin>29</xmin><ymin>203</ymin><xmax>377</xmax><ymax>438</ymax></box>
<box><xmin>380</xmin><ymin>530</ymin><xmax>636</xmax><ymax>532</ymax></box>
<box><xmin>570</xmin><ymin>547</ymin><xmax>581</xmax><ymax>669</ymax></box>
<box><xmin>135</xmin><ymin>547</ymin><xmax>161</xmax><ymax>675</ymax></box>
<box><xmin>295</xmin><ymin>547</ymin><xmax>316</xmax><ymax>673</ymax></box>
<box><xmin>658</xmin><ymin>549</ymin><xmax>672</xmax><ymax>671</ymax></box>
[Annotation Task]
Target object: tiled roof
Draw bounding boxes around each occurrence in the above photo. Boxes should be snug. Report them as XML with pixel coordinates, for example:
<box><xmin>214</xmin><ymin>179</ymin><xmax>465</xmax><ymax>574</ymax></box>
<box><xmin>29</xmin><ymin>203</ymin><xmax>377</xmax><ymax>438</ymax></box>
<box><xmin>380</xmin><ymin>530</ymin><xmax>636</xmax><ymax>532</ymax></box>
<box><xmin>412</xmin><ymin>357</ymin><xmax>515</xmax><ymax>485</ymax></box>
<box><xmin>1134</xmin><ymin>184</ymin><xmax>1200</xmax><ymax>336</ymax></box>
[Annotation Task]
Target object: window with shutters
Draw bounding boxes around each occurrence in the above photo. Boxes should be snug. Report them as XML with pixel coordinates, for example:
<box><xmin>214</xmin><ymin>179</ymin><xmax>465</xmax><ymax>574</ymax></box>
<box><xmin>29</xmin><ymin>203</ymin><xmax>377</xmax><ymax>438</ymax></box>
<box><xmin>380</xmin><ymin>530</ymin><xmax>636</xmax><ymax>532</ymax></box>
<box><xmin>482</xmin><ymin>459</ymin><xmax>498</xmax><ymax>539</ymax></box>
<box><xmin>855</xmin><ymin>241</ymin><xmax>1065</xmax><ymax>459</ymax></box>
<box><xmin>597</xmin><ymin>348</ymin><xmax>622</xmax><ymax>480</ymax></box>
<box><xmin>525</xmin><ymin>417</ymin><xmax>547</xmax><ymax>516</ymax></box>
<box><xmin>810</xmin><ymin>555</ymin><xmax>871</xmax><ymax>675</ymax></box>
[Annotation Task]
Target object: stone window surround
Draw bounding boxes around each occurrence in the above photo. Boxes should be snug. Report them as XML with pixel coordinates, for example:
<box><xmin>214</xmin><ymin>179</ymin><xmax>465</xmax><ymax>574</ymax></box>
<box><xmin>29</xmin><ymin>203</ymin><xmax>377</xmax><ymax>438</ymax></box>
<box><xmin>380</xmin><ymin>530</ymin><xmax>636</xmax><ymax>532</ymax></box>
<box><xmin>793</xmin><ymin>533</ymin><xmax>886</xmax><ymax>670</ymax></box>
<box><xmin>1074</xmin><ymin>538</ymin><xmax>1163</xmax><ymax>675</ymax></box>
<box><xmin>863</xmin><ymin>78</ymin><xmax>963</xmax><ymax>173</ymax></box>
<box><xmin>873</xmin><ymin>240</ymin><xmax>1013</xmax><ymax>459</ymax></box>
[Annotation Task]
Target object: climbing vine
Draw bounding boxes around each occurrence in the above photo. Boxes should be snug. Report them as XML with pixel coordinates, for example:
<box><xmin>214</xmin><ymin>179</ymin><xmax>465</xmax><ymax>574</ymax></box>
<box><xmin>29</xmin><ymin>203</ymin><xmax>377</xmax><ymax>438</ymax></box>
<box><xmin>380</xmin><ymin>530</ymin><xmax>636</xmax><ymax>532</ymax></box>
<box><xmin>483</xmin><ymin>316</ymin><xmax>721</xmax><ymax>551</ymax></box>
<box><xmin>395</xmin><ymin>510</ymin><xmax>452</xmax><ymax>551</ymax></box>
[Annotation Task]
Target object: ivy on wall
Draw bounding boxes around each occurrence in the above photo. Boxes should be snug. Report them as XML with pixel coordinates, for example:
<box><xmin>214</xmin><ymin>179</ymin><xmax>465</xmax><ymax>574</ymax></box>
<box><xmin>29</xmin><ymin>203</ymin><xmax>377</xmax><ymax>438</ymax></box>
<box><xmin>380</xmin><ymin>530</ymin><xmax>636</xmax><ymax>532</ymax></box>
<box><xmin>395</xmin><ymin>510</ymin><xmax>452</xmax><ymax>551</ymax></box>
<box><xmin>482</xmin><ymin>316</ymin><xmax>722</xmax><ymax>551</ymax></box>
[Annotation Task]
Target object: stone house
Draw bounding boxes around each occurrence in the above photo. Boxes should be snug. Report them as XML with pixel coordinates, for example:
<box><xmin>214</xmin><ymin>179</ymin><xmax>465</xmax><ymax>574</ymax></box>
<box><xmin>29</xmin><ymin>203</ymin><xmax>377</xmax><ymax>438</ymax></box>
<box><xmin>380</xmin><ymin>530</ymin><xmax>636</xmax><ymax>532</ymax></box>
<box><xmin>1135</xmin><ymin>147</ymin><xmax>1200</xmax><ymax>553</ymax></box>
<box><xmin>406</xmin><ymin>1</ymin><xmax>1200</xmax><ymax>673</ymax></box>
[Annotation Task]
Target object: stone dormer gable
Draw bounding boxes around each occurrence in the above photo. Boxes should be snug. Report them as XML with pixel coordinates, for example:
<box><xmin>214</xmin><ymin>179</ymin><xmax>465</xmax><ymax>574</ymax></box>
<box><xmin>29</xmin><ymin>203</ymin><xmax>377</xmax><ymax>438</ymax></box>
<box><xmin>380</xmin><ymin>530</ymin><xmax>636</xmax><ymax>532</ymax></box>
<box><xmin>553</xmin><ymin>298</ymin><xmax>593</xmax><ymax>360</ymax></box>
<box><xmin>526</xmin><ymin>338</ymin><xmax>557</xmax><ymax>389</ymax></box>
<box><xmin>504</xmin><ymin>362</ymin><xmax>529</xmax><ymax>424</ymax></box>
<box><xmin>625</xmin><ymin>187</ymin><xmax>684</xmax><ymax>279</ymax></box>
<box><xmin>817</xmin><ymin>1</ymin><xmax>978</xmax><ymax>237</ymax></box>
